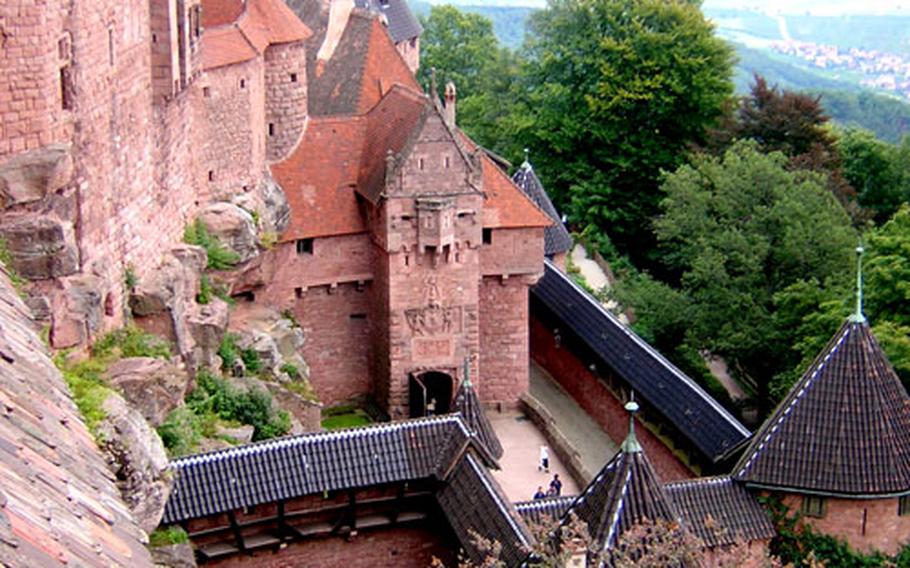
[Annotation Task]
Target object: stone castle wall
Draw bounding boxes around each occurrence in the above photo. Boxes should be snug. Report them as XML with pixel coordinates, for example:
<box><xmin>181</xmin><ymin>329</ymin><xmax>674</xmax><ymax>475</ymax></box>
<box><xmin>478</xmin><ymin>275</ymin><xmax>532</xmax><ymax>406</ymax></box>
<box><xmin>264</xmin><ymin>42</ymin><xmax>308</xmax><ymax>162</ymax></box>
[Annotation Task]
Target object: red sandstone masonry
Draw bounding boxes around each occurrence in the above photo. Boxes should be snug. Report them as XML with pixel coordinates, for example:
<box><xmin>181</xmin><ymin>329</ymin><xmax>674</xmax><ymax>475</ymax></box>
<box><xmin>265</xmin><ymin>42</ymin><xmax>307</xmax><ymax>162</ymax></box>
<box><xmin>479</xmin><ymin>275</ymin><xmax>532</xmax><ymax>406</ymax></box>
<box><xmin>530</xmin><ymin>316</ymin><xmax>693</xmax><ymax>481</ymax></box>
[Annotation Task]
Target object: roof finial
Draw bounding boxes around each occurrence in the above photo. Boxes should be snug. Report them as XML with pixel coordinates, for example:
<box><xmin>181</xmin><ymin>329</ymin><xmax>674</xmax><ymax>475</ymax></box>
<box><xmin>621</xmin><ymin>393</ymin><xmax>642</xmax><ymax>453</ymax></box>
<box><xmin>850</xmin><ymin>242</ymin><xmax>866</xmax><ymax>324</ymax></box>
<box><xmin>463</xmin><ymin>355</ymin><xmax>472</xmax><ymax>388</ymax></box>
<box><xmin>522</xmin><ymin>148</ymin><xmax>531</xmax><ymax>170</ymax></box>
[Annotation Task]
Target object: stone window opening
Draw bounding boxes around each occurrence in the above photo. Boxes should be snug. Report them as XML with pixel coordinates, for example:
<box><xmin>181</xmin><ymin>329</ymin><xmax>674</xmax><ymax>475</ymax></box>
<box><xmin>900</xmin><ymin>496</ymin><xmax>910</xmax><ymax>516</ymax></box>
<box><xmin>152</xmin><ymin>33</ymin><xmax>158</xmax><ymax>43</ymax></box>
<box><xmin>404</xmin><ymin>254</ymin><xmax>410</xmax><ymax>267</ymax></box>
<box><xmin>268</xmin><ymin>123</ymin><xmax>275</xmax><ymax>137</ymax></box>
<box><xmin>290</xmin><ymin>72</ymin><xmax>298</xmax><ymax>83</ymax></box>
<box><xmin>444</xmin><ymin>156</ymin><xmax>450</xmax><ymax>169</ymax></box>
<box><xmin>240</xmin><ymin>78</ymin><xmax>246</xmax><ymax>89</ymax></box>
<box><xmin>203</xmin><ymin>86</ymin><xmax>210</xmax><ymax>97</ymax></box>
<box><xmin>418</xmin><ymin>158</ymin><xmax>425</xmax><ymax>171</ymax></box>
<box><xmin>207</xmin><ymin>170</ymin><xmax>214</xmax><ymax>182</ymax></box>
<box><xmin>57</xmin><ymin>34</ymin><xmax>72</xmax><ymax>61</ymax></box>
<box><xmin>294</xmin><ymin>287</ymin><xmax>303</xmax><ymax>299</ymax></box>
<box><xmin>59</xmin><ymin>65</ymin><xmax>74</xmax><ymax>111</ymax></box>
<box><xmin>482</xmin><ymin>228</ymin><xmax>492</xmax><ymax>245</ymax></box>
<box><xmin>350</xmin><ymin>313</ymin><xmax>367</xmax><ymax>320</ymax></box>
<box><xmin>104</xmin><ymin>293</ymin><xmax>115</xmax><ymax>317</ymax></box>
<box><xmin>802</xmin><ymin>496</ymin><xmax>826</xmax><ymax>518</ymax></box>
<box><xmin>108</xmin><ymin>26</ymin><xmax>115</xmax><ymax>66</ymax></box>
<box><xmin>296</xmin><ymin>238</ymin><xmax>314</xmax><ymax>255</ymax></box>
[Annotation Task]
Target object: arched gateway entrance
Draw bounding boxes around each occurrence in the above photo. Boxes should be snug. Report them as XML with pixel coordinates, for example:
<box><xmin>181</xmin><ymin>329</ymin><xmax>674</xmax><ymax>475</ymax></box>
<box><xmin>408</xmin><ymin>371</ymin><xmax>454</xmax><ymax>418</ymax></box>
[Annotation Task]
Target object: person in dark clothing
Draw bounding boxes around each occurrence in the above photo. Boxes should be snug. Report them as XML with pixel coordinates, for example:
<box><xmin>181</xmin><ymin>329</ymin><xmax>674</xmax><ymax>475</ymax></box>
<box><xmin>533</xmin><ymin>486</ymin><xmax>546</xmax><ymax>500</ymax></box>
<box><xmin>549</xmin><ymin>474</ymin><xmax>562</xmax><ymax>496</ymax></box>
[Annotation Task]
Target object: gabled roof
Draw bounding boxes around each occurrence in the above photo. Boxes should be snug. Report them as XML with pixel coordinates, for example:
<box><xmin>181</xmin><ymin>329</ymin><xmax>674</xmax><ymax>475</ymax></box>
<box><xmin>514</xmin><ymin>495</ymin><xmax>577</xmax><ymax>525</ymax></box>
<box><xmin>511</xmin><ymin>161</ymin><xmax>573</xmax><ymax>255</ymax></box>
<box><xmin>201</xmin><ymin>0</ymin><xmax>312</xmax><ymax>70</ymax></box>
<box><xmin>0</xmin><ymin>272</ymin><xmax>152</xmax><ymax>567</ymax></box>
<box><xmin>531</xmin><ymin>261</ymin><xmax>751</xmax><ymax>462</ymax></box>
<box><xmin>162</xmin><ymin>414</ymin><xmax>494</xmax><ymax>523</ymax></box>
<box><xmin>453</xmin><ymin>378</ymin><xmax>504</xmax><ymax>460</ymax></box>
<box><xmin>734</xmin><ymin>320</ymin><xmax>910</xmax><ymax>496</ymax></box>
<box><xmin>437</xmin><ymin>453</ymin><xmax>534</xmax><ymax>567</ymax></box>
<box><xmin>665</xmin><ymin>477</ymin><xmax>775</xmax><ymax>547</ymax></box>
<box><xmin>355</xmin><ymin>0</ymin><xmax>423</xmax><ymax>42</ymax></box>
<box><xmin>307</xmin><ymin>12</ymin><xmax>420</xmax><ymax>116</ymax></box>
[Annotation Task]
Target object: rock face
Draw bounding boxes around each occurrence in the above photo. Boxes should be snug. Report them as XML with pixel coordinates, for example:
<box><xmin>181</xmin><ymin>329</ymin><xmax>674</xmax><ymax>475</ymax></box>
<box><xmin>152</xmin><ymin>543</ymin><xmax>197</xmax><ymax>568</ymax></box>
<box><xmin>105</xmin><ymin>357</ymin><xmax>190</xmax><ymax>427</ymax></box>
<box><xmin>186</xmin><ymin>298</ymin><xmax>230</xmax><ymax>371</ymax></box>
<box><xmin>198</xmin><ymin>202</ymin><xmax>259</xmax><ymax>263</ymax></box>
<box><xmin>51</xmin><ymin>274</ymin><xmax>103</xmax><ymax>348</ymax></box>
<box><xmin>97</xmin><ymin>392</ymin><xmax>172</xmax><ymax>534</ymax></box>
<box><xmin>0</xmin><ymin>214</ymin><xmax>79</xmax><ymax>279</ymax></box>
<box><xmin>231</xmin><ymin>172</ymin><xmax>290</xmax><ymax>236</ymax></box>
<box><xmin>0</xmin><ymin>143</ymin><xmax>73</xmax><ymax>208</ymax></box>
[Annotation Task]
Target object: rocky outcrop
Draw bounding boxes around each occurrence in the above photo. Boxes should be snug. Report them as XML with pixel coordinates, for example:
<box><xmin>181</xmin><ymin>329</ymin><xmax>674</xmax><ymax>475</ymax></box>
<box><xmin>50</xmin><ymin>273</ymin><xmax>103</xmax><ymax>348</ymax></box>
<box><xmin>186</xmin><ymin>298</ymin><xmax>230</xmax><ymax>371</ymax></box>
<box><xmin>152</xmin><ymin>543</ymin><xmax>197</xmax><ymax>568</ymax></box>
<box><xmin>199</xmin><ymin>202</ymin><xmax>259</xmax><ymax>263</ymax></box>
<box><xmin>105</xmin><ymin>357</ymin><xmax>191</xmax><ymax>427</ymax></box>
<box><xmin>97</xmin><ymin>392</ymin><xmax>172</xmax><ymax>534</ymax></box>
<box><xmin>0</xmin><ymin>214</ymin><xmax>79</xmax><ymax>279</ymax></box>
<box><xmin>231</xmin><ymin>172</ymin><xmax>290</xmax><ymax>235</ymax></box>
<box><xmin>0</xmin><ymin>143</ymin><xmax>73</xmax><ymax>209</ymax></box>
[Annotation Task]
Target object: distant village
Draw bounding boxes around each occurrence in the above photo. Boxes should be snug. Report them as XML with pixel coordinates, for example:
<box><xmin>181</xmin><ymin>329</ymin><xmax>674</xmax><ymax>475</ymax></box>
<box><xmin>771</xmin><ymin>39</ymin><xmax>910</xmax><ymax>98</ymax></box>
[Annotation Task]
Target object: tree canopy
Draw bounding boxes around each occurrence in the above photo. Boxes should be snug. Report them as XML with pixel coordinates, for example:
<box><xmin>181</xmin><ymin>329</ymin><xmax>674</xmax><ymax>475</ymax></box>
<box><xmin>521</xmin><ymin>0</ymin><xmax>735</xmax><ymax>263</ymax></box>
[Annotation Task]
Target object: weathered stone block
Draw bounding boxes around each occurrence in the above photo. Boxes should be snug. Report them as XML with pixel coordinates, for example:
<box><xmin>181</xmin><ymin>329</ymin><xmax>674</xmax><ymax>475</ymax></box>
<box><xmin>104</xmin><ymin>357</ymin><xmax>189</xmax><ymax>427</ymax></box>
<box><xmin>0</xmin><ymin>143</ymin><xmax>73</xmax><ymax>208</ymax></box>
<box><xmin>0</xmin><ymin>214</ymin><xmax>78</xmax><ymax>280</ymax></box>
<box><xmin>186</xmin><ymin>298</ymin><xmax>230</xmax><ymax>371</ymax></box>
<box><xmin>51</xmin><ymin>274</ymin><xmax>103</xmax><ymax>348</ymax></box>
<box><xmin>198</xmin><ymin>202</ymin><xmax>259</xmax><ymax>263</ymax></box>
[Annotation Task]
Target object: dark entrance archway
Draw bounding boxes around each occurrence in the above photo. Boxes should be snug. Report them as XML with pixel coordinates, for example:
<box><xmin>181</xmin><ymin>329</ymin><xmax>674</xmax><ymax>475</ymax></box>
<box><xmin>408</xmin><ymin>371</ymin><xmax>454</xmax><ymax>418</ymax></box>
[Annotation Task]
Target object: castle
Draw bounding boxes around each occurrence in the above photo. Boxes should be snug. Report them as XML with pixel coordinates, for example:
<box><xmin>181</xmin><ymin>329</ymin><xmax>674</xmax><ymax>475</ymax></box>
<box><xmin>1</xmin><ymin>0</ymin><xmax>909</xmax><ymax>566</ymax></box>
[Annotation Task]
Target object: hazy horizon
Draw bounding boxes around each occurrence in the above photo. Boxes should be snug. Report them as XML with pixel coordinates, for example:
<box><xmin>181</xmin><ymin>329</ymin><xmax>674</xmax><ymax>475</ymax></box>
<box><xmin>423</xmin><ymin>0</ymin><xmax>908</xmax><ymax>15</ymax></box>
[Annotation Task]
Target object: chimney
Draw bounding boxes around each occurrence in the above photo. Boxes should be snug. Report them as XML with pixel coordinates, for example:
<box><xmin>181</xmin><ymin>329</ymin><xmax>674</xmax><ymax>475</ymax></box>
<box><xmin>317</xmin><ymin>0</ymin><xmax>355</xmax><ymax>65</ymax></box>
<box><xmin>444</xmin><ymin>81</ymin><xmax>457</xmax><ymax>128</ymax></box>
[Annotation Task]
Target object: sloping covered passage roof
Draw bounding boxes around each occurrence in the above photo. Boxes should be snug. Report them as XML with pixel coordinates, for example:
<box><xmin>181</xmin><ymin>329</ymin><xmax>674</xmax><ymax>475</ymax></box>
<box><xmin>163</xmin><ymin>415</ymin><xmax>487</xmax><ymax>523</ymax></box>
<box><xmin>511</xmin><ymin>162</ymin><xmax>572</xmax><ymax>256</ymax></box>
<box><xmin>354</xmin><ymin>0</ymin><xmax>423</xmax><ymax>42</ymax></box>
<box><xmin>453</xmin><ymin>378</ymin><xmax>504</xmax><ymax>460</ymax></box>
<box><xmin>665</xmin><ymin>477</ymin><xmax>775</xmax><ymax>547</ymax></box>
<box><xmin>0</xmin><ymin>272</ymin><xmax>152</xmax><ymax>567</ymax></box>
<box><xmin>734</xmin><ymin>320</ymin><xmax>910</xmax><ymax>496</ymax></box>
<box><xmin>531</xmin><ymin>261</ymin><xmax>751</xmax><ymax>462</ymax></box>
<box><xmin>437</xmin><ymin>453</ymin><xmax>534</xmax><ymax>567</ymax></box>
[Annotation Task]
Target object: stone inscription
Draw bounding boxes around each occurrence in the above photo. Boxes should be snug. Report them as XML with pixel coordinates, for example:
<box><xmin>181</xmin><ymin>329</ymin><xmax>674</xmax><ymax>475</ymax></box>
<box><xmin>413</xmin><ymin>338</ymin><xmax>454</xmax><ymax>359</ymax></box>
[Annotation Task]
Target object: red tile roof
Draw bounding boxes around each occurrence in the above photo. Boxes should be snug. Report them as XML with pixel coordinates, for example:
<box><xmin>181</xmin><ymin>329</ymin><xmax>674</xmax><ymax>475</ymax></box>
<box><xmin>202</xmin><ymin>0</ymin><xmax>245</xmax><ymax>28</ymax></box>
<box><xmin>201</xmin><ymin>0</ymin><xmax>312</xmax><ymax>70</ymax></box>
<box><xmin>272</xmin><ymin>116</ymin><xmax>369</xmax><ymax>240</ymax></box>
<box><xmin>357</xmin><ymin>16</ymin><xmax>420</xmax><ymax>114</ymax></box>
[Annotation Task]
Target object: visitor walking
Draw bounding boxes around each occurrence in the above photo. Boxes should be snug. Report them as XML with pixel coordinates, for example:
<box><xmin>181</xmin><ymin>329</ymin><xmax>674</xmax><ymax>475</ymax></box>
<box><xmin>533</xmin><ymin>486</ymin><xmax>546</xmax><ymax>500</ymax></box>
<box><xmin>538</xmin><ymin>445</ymin><xmax>550</xmax><ymax>472</ymax></box>
<box><xmin>549</xmin><ymin>473</ymin><xmax>562</xmax><ymax>496</ymax></box>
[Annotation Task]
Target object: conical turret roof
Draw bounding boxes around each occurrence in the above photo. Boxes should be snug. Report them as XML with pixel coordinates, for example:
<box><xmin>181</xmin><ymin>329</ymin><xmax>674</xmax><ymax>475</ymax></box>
<box><xmin>734</xmin><ymin>320</ymin><xmax>910</xmax><ymax>496</ymax></box>
<box><xmin>453</xmin><ymin>376</ymin><xmax>504</xmax><ymax>460</ymax></box>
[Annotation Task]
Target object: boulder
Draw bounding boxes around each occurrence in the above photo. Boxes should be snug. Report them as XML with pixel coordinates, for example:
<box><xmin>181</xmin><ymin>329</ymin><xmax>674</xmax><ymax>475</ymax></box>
<box><xmin>215</xmin><ymin>423</ymin><xmax>254</xmax><ymax>445</ymax></box>
<box><xmin>50</xmin><ymin>274</ymin><xmax>103</xmax><ymax>348</ymax></box>
<box><xmin>257</xmin><ymin>173</ymin><xmax>290</xmax><ymax>234</ymax></box>
<box><xmin>104</xmin><ymin>357</ymin><xmax>190</xmax><ymax>427</ymax></box>
<box><xmin>186</xmin><ymin>298</ymin><xmax>229</xmax><ymax>371</ymax></box>
<box><xmin>152</xmin><ymin>543</ymin><xmax>197</xmax><ymax>568</ymax></box>
<box><xmin>198</xmin><ymin>202</ymin><xmax>258</xmax><ymax>263</ymax></box>
<box><xmin>0</xmin><ymin>143</ymin><xmax>73</xmax><ymax>208</ymax></box>
<box><xmin>236</xmin><ymin>329</ymin><xmax>282</xmax><ymax>377</ymax></box>
<box><xmin>97</xmin><ymin>392</ymin><xmax>172</xmax><ymax>534</ymax></box>
<box><xmin>0</xmin><ymin>214</ymin><xmax>78</xmax><ymax>280</ymax></box>
<box><xmin>130</xmin><ymin>245</ymin><xmax>206</xmax><ymax>317</ymax></box>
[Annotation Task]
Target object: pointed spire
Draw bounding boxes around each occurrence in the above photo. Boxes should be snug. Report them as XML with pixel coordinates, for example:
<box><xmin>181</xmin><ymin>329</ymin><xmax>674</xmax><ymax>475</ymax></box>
<box><xmin>463</xmin><ymin>355</ymin><xmax>472</xmax><ymax>388</ymax></box>
<box><xmin>851</xmin><ymin>242</ymin><xmax>866</xmax><ymax>323</ymax></box>
<box><xmin>621</xmin><ymin>396</ymin><xmax>642</xmax><ymax>453</ymax></box>
<box><xmin>521</xmin><ymin>148</ymin><xmax>531</xmax><ymax>170</ymax></box>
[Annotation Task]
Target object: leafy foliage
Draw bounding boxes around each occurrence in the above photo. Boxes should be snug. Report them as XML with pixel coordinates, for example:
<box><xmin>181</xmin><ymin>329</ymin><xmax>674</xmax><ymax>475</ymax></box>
<box><xmin>184</xmin><ymin>218</ymin><xmax>240</xmax><ymax>270</ymax></box>
<box><xmin>0</xmin><ymin>237</ymin><xmax>26</xmax><ymax>291</ymax></box>
<box><xmin>92</xmin><ymin>325</ymin><xmax>172</xmax><ymax>360</ymax></box>
<box><xmin>55</xmin><ymin>355</ymin><xmax>113</xmax><ymax>438</ymax></box>
<box><xmin>188</xmin><ymin>371</ymin><xmax>290</xmax><ymax>442</ymax></box>
<box><xmin>218</xmin><ymin>333</ymin><xmax>240</xmax><ymax>371</ymax></box>
<box><xmin>838</xmin><ymin>128</ymin><xmax>910</xmax><ymax>223</ymax></box>
<box><xmin>148</xmin><ymin>526</ymin><xmax>189</xmax><ymax>548</ymax></box>
<box><xmin>522</xmin><ymin>0</ymin><xmax>734</xmax><ymax>263</ymax></box>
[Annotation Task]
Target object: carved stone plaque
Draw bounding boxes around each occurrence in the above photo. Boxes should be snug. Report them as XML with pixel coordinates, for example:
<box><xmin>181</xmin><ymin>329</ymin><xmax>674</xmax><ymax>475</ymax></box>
<box><xmin>413</xmin><ymin>338</ymin><xmax>454</xmax><ymax>359</ymax></box>
<box><xmin>404</xmin><ymin>305</ymin><xmax>462</xmax><ymax>336</ymax></box>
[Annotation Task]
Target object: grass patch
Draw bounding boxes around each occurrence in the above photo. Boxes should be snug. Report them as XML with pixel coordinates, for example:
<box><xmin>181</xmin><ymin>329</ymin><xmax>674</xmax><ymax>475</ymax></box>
<box><xmin>321</xmin><ymin>404</ymin><xmax>372</xmax><ymax>430</ymax></box>
<box><xmin>0</xmin><ymin>238</ymin><xmax>26</xmax><ymax>292</ymax></box>
<box><xmin>149</xmin><ymin>526</ymin><xmax>189</xmax><ymax>548</ymax></box>
<box><xmin>54</xmin><ymin>355</ymin><xmax>114</xmax><ymax>438</ymax></box>
<box><xmin>93</xmin><ymin>325</ymin><xmax>171</xmax><ymax>359</ymax></box>
<box><xmin>184</xmin><ymin>218</ymin><xmax>241</xmax><ymax>270</ymax></box>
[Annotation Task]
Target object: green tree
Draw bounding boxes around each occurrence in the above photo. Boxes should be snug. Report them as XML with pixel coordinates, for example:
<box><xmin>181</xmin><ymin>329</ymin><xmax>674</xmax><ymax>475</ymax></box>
<box><xmin>655</xmin><ymin>141</ymin><xmax>856</xmax><ymax>410</ymax></box>
<box><xmin>837</xmin><ymin>128</ymin><xmax>910</xmax><ymax>223</ymax></box>
<box><xmin>522</xmin><ymin>0</ymin><xmax>734</xmax><ymax>263</ymax></box>
<box><xmin>417</xmin><ymin>5</ymin><xmax>529</xmax><ymax>161</ymax></box>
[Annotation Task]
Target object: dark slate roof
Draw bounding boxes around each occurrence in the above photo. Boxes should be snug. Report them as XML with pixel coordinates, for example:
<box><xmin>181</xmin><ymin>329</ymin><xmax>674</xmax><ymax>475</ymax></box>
<box><xmin>437</xmin><ymin>453</ymin><xmax>534</xmax><ymax>567</ymax></box>
<box><xmin>734</xmin><ymin>320</ymin><xmax>910</xmax><ymax>496</ymax></box>
<box><xmin>354</xmin><ymin>0</ymin><xmax>422</xmax><ymax>42</ymax></box>
<box><xmin>514</xmin><ymin>495</ymin><xmax>576</xmax><ymax>526</ymax></box>
<box><xmin>665</xmin><ymin>477</ymin><xmax>775</xmax><ymax>547</ymax></box>
<box><xmin>531</xmin><ymin>261</ymin><xmax>751</xmax><ymax>462</ymax></box>
<box><xmin>563</xmin><ymin>447</ymin><xmax>681</xmax><ymax>555</ymax></box>
<box><xmin>511</xmin><ymin>162</ymin><xmax>573</xmax><ymax>256</ymax></box>
<box><xmin>0</xmin><ymin>270</ymin><xmax>153</xmax><ymax>567</ymax></box>
<box><xmin>163</xmin><ymin>415</ymin><xmax>484</xmax><ymax>523</ymax></box>
<box><xmin>453</xmin><ymin>380</ymin><xmax>504</xmax><ymax>460</ymax></box>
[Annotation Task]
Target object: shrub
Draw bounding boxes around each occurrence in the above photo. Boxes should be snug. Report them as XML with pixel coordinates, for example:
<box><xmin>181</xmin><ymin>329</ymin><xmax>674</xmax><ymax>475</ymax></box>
<box><xmin>280</xmin><ymin>362</ymin><xmax>301</xmax><ymax>379</ymax></box>
<box><xmin>218</xmin><ymin>333</ymin><xmax>240</xmax><ymax>371</ymax></box>
<box><xmin>240</xmin><ymin>347</ymin><xmax>261</xmax><ymax>374</ymax></box>
<box><xmin>183</xmin><ymin>218</ymin><xmax>241</xmax><ymax>270</ymax></box>
<box><xmin>148</xmin><ymin>526</ymin><xmax>189</xmax><ymax>547</ymax></box>
<box><xmin>93</xmin><ymin>326</ymin><xmax>171</xmax><ymax>359</ymax></box>
<box><xmin>55</xmin><ymin>355</ymin><xmax>113</xmax><ymax>437</ymax></box>
<box><xmin>197</xmin><ymin>273</ymin><xmax>213</xmax><ymax>305</ymax></box>
<box><xmin>189</xmin><ymin>370</ymin><xmax>290</xmax><ymax>442</ymax></box>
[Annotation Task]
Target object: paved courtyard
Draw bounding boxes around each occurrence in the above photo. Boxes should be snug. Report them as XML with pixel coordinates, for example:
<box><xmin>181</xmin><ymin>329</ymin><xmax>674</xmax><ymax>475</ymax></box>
<box><xmin>489</xmin><ymin>412</ymin><xmax>581</xmax><ymax>502</ymax></box>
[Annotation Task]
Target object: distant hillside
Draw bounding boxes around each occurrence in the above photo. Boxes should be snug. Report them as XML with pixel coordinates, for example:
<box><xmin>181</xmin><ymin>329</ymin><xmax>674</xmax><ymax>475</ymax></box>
<box><xmin>411</xmin><ymin>0</ymin><xmax>532</xmax><ymax>49</ymax></box>
<box><xmin>815</xmin><ymin>90</ymin><xmax>910</xmax><ymax>143</ymax></box>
